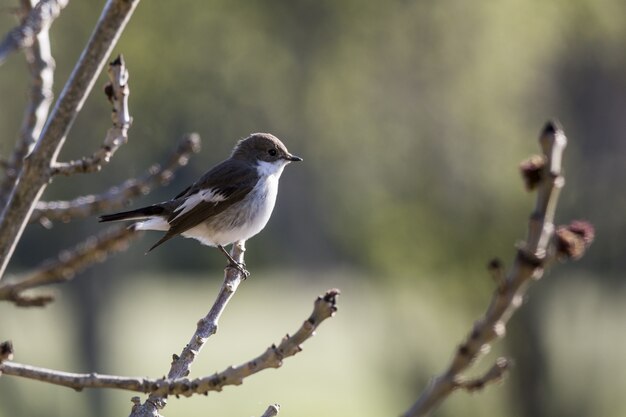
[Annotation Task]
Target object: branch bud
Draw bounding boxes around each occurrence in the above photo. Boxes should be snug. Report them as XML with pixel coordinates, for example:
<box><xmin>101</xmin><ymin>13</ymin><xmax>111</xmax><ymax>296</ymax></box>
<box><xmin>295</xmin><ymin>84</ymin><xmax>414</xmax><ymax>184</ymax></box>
<box><xmin>555</xmin><ymin>220</ymin><xmax>595</xmax><ymax>260</ymax></box>
<box><xmin>519</xmin><ymin>155</ymin><xmax>546</xmax><ymax>191</ymax></box>
<box><xmin>0</xmin><ymin>340</ymin><xmax>14</xmax><ymax>362</ymax></box>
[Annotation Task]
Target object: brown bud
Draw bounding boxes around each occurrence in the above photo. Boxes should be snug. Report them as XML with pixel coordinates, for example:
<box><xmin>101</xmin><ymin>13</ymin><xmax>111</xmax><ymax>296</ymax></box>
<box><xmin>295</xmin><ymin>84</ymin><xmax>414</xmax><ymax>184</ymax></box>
<box><xmin>487</xmin><ymin>258</ymin><xmax>503</xmax><ymax>271</ymax></box>
<box><xmin>555</xmin><ymin>221</ymin><xmax>594</xmax><ymax>260</ymax></box>
<box><xmin>520</xmin><ymin>155</ymin><xmax>546</xmax><ymax>190</ymax></box>
<box><xmin>567</xmin><ymin>220</ymin><xmax>595</xmax><ymax>246</ymax></box>
<box><xmin>103</xmin><ymin>83</ymin><xmax>114</xmax><ymax>103</ymax></box>
<box><xmin>487</xmin><ymin>258</ymin><xmax>506</xmax><ymax>289</ymax></box>
<box><xmin>0</xmin><ymin>340</ymin><xmax>14</xmax><ymax>362</ymax></box>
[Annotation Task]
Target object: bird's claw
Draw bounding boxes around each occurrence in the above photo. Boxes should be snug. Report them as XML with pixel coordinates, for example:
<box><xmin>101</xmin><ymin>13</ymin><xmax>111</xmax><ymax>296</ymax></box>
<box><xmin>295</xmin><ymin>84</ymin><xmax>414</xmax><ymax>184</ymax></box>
<box><xmin>227</xmin><ymin>261</ymin><xmax>250</xmax><ymax>278</ymax></box>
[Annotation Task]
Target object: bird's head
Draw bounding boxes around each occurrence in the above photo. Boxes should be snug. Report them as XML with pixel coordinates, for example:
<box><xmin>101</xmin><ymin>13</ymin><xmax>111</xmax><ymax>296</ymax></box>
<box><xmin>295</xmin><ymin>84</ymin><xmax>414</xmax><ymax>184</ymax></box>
<box><xmin>232</xmin><ymin>133</ymin><xmax>302</xmax><ymax>167</ymax></box>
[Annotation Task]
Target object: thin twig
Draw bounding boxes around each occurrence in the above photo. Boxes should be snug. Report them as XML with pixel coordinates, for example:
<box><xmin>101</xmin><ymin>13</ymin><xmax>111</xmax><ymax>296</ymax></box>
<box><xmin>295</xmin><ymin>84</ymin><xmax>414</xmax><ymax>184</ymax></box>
<box><xmin>0</xmin><ymin>225</ymin><xmax>141</xmax><ymax>306</ymax></box>
<box><xmin>455</xmin><ymin>357</ymin><xmax>511</xmax><ymax>392</ymax></box>
<box><xmin>0</xmin><ymin>0</ymin><xmax>55</xmax><ymax>208</ymax></box>
<box><xmin>0</xmin><ymin>0</ymin><xmax>141</xmax><ymax>280</ymax></box>
<box><xmin>0</xmin><ymin>0</ymin><xmax>68</xmax><ymax>66</ymax></box>
<box><xmin>51</xmin><ymin>54</ymin><xmax>131</xmax><ymax>176</ymax></box>
<box><xmin>0</xmin><ymin>289</ymin><xmax>339</xmax><ymax>394</ymax></box>
<box><xmin>402</xmin><ymin>121</ymin><xmax>593</xmax><ymax>417</ymax></box>
<box><xmin>29</xmin><ymin>133</ymin><xmax>201</xmax><ymax>225</ymax></box>
<box><xmin>260</xmin><ymin>404</ymin><xmax>281</xmax><ymax>417</ymax></box>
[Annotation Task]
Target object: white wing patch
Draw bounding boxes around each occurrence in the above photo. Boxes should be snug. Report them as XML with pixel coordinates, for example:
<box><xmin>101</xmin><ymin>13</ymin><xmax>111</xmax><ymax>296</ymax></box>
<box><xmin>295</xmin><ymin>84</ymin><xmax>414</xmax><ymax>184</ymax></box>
<box><xmin>172</xmin><ymin>188</ymin><xmax>227</xmax><ymax>221</ymax></box>
<box><xmin>135</xmin><ymin>217</ymin><xmax>170</xmax><ymax>231</ymax></box>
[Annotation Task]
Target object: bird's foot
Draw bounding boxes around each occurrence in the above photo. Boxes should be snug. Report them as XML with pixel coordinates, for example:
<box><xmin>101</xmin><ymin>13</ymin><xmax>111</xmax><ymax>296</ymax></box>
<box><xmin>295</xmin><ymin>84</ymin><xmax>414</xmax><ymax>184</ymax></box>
<box><xmin>218</xmin><ymin>244</ymin><xmax>250</xmax><ymax>278</ymax></box>
<box><xmin>226</xmin><ymin>261</ymin><xmax>250</xmax><ymax>279</ymax></box>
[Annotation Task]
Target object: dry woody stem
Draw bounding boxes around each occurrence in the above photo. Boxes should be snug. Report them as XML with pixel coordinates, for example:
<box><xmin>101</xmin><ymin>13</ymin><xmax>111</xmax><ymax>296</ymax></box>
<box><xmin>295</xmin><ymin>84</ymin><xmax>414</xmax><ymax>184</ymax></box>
<box><xmin>0</xmin><ymin>0</ymin><xmax>141</xmax><ymax>281</ymax></box>
<box><xmin>0</xmin><ymin>226</ymin><xmax>141</xmax><ymax>306</ymax></box>
<box><xmin>51</xmin><ymin>55</ymin><xmax>131</xmax><ymax>176</ymax></box>
<box><xmin>0</xmin><ymin>0</ymin><xmax>68</xmax><ymax>66</ymax></box>
<box><xmin>402</xmin><ymin>121</ymin><xmax>593</xmax><ymax>417</ymax></box>
<box><xmin>130</xmin><ymin>242</ymin><xmax>250</xmax><ymax>416</ymax></box>
<box><xmin>0</xmin><ymin>0</ymin><xmax>56</xmax><ymax>208</ymax></box>
<box><xmin>0</xmin><ymin>289</ymin><xmax>339</xmax><ymax>397</ymax></box>
<box><xmin>30</xmin><ymin>133</ymin><xmax>201</xmax><ymax>225</ymax></box>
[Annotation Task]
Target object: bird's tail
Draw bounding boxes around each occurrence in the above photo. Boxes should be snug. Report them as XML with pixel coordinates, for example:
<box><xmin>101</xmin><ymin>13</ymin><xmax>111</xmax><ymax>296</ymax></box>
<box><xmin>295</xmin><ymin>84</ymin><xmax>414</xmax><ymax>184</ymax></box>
<box><xmin>99</xmin><ymin>205</ymin><xmax>166</xmax><ymax>223</ymax></box>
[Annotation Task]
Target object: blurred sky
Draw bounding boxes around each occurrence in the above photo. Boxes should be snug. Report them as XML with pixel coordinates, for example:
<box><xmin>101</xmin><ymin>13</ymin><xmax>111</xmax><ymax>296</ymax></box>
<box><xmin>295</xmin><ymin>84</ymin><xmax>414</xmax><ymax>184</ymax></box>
<box><xmin>0</xmin><ymin>1</ymin><xmax>625</xmax><ymax>417</ymax></box>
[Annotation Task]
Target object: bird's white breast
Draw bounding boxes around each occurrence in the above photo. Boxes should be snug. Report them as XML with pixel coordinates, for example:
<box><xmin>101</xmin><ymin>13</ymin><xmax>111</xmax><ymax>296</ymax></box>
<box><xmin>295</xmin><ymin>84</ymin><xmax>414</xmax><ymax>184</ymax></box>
<box><xmin>180</xmin><ymin>159</ymin><xmax>287</xmax><ymax>246</ymax></box>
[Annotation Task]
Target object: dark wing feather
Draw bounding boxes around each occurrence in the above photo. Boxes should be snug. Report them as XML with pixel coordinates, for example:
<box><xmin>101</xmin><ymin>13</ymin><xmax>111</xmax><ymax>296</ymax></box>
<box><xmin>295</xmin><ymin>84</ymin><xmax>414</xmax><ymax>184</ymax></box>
<box><xmin>148</xmin><ymin>159</ymin><xmax>258</xmax><ymax>250</ymax></box>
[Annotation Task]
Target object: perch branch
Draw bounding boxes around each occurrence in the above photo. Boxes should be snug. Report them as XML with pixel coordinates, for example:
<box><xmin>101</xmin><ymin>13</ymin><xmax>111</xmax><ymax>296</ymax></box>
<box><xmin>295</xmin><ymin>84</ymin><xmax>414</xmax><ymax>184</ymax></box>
<box><xmin>0</xmin><ymin>0</ymin><xmax>68</xmax><ymax>66</ymax></box>
<box><xmin>0</xmin><ymin>225</ymin><xmax>141</xmax><ymax>306</ymax></box>
<box><xmin>402</xmin><ymin>121</ymin><xmax>594</xmax><ymax>417</ymax></box>
<box><xmin>130</xmin><ymin>241</ymin><xmax>250</xmax><ymax>416</ymax></box>
<box><xmin>51</xmin><ymin>54</ymin><xmax>131</xmax><ymax>176</ymax></box>
<box><xmin>154</xmin><ymin>288</ymin><xmax>340</xmax><ymax>397</ymax></box>
<box><xmin>29</xmin><ymin>133</ymin><xmax>200</xmax><ymax>225</ymax></box>
<box><xmin>0</xmin><ymin>0</ymin><xmax>56</xmax><ymax>208</ymax></box>
<box><xmin>0</xmin><ymin>288</ymin><xmax>338</xmax><ymax>394</ymax></box>
<box><xmin>0</xmin><ymin>0</ymin><xmax>141</xmax><ymax>281</ymax></box>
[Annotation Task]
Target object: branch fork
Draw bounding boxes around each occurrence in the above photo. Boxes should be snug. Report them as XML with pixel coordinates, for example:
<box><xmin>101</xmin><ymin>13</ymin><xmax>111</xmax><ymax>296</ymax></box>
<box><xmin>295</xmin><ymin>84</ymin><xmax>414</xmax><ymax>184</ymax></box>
<box><xmin>0</xmin><ymin>0</ymin><xmax>69</xmax><ymax>66</ymax></box>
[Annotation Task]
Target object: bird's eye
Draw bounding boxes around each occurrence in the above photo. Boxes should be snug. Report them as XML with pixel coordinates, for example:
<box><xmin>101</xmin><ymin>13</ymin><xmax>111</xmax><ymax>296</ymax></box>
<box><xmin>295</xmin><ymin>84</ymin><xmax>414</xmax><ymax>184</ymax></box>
<box><xmin>268</xmin><ymin>149</ymin><xmax>277</xmax><ymax>156</ymax></box>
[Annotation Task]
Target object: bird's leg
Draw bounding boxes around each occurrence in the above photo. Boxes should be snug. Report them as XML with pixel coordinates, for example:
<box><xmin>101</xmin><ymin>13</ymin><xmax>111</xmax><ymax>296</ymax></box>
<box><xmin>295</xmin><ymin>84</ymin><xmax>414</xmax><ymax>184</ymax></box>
<box><xmin>218</xmin><ymin>244</ymin><xmax>250</xmax><ymax>278</ymax></box>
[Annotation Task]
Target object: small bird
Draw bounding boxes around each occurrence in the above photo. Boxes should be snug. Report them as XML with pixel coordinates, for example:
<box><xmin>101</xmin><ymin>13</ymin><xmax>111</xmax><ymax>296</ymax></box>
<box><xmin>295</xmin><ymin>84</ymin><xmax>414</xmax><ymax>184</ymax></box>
<box><xmin>99</xmin><ymin>133</ymin><xmax>302</xmax><ymax>276</ymax></box>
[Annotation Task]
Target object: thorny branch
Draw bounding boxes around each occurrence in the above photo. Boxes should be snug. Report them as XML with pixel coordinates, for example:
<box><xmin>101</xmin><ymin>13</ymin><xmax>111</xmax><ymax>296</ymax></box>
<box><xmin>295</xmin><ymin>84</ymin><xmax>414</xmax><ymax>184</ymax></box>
<box><xmin>402</xmin><ymin>121</ymin><xmax>594</xmax><ymax>417</ymax></box>
<box><xmin>0</xmin><ymin>289</ymin><xmax>339</xmax><ymax>397</ymax></box>
<box><xmin>0</xmin><ymin>0</ymin><xmax>68</xmax><ymax>66</ymax></box>
<box><xmin>0</xmin><ymin>225</ymin><xmax>141</xmax><ymax>307</ymax></box>
<box><xmin>29</xmin><ymin>133</ymin><xmax>201</xmax><ymax>225</ymax></box>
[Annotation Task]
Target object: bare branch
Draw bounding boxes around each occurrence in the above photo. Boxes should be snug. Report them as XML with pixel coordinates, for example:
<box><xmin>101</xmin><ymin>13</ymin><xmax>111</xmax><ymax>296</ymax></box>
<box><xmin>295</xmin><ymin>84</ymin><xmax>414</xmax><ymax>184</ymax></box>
<box><xmin>132</xmin><ymin>241</ymin><xmax>250</xmax><ymax>416</ymax></box>
<box><xmin>260</xmin><ymin>404</ymin><xmax>281</xmax><ymax>417</ymax></box>
<box><xmin>0</xmin><ymin>0</ymin><xmax>68</xmax><ymax>66</ymax></box>
<box><xmin>0</xmin><ymin>225</ymin><xmax>141</xmax><ymax>306</ymax></box>
<box><xmin>402</xmin><ymin>121</ymin><xmax>594</xmax><ymax>417</ymax></box>
<box><xmin>0</xmin><ymin>288</ymin><xmax>338</xmax><ymax>395</ymax></box>
<box><xmin>162</xmin><ymin>288</ymin><xmax>340</xmax><ymax>397</ymax></box>
<box><xmin>51</xmin><ymin>54</ymin><xmax>131</xmax><ymax>176</ymax></box>
<box><xmin>29</xmin><ymin>133</ymin><xmax>201</xmax><ymax>225</ymax></box>
<box><xmin>0</xmin><ymin>0</ymin><xmax>141</xmax><ymax>280</ymax></box>
<box><xmin>1</xmin><ymin>361</ymin><xmax>156</xmax><ymax>390</ymax></box>
<box><xmin>0</xmin><ymin>0</ymin><xmax>55</xmax><ymax>208</ymax></box>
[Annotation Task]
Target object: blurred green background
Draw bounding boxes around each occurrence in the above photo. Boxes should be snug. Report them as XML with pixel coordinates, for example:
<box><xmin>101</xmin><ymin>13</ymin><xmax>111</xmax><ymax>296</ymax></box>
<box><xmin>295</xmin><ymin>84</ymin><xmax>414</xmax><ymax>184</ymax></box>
<box><xmin>1</xmin><ymin>0</ymin><xmax>625</xmax><ymax>416</ymax></box>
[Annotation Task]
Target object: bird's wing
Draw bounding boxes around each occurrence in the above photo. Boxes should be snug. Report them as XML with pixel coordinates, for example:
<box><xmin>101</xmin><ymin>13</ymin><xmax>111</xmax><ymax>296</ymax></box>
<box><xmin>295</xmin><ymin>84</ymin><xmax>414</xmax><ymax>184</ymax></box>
<box><xmin>148</xmin><ymin>160</ymin><xmax>259</xmax><ymax>250</ymax></box>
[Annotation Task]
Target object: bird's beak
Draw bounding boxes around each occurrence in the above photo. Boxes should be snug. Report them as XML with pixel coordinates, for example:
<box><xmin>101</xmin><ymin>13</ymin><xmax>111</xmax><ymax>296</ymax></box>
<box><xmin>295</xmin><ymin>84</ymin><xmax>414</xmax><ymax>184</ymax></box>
<box><xmin>286</xmin><ymin>153</ymin><xmax>303</xmax><ymax>162</ymax></box>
